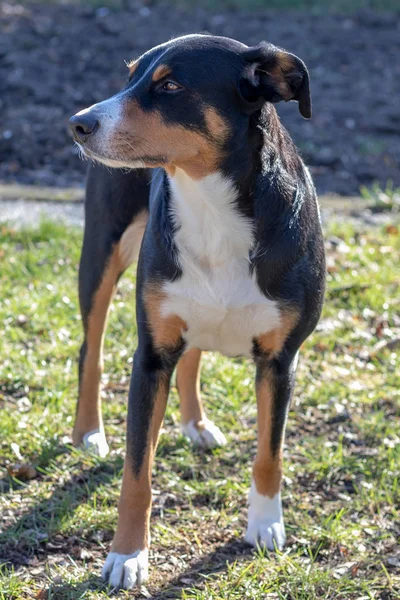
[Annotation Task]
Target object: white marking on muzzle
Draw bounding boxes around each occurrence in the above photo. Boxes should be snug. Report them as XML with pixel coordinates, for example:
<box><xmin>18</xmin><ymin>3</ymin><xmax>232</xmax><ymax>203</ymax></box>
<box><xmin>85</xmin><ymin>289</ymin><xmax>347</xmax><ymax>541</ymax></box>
<box><xmin>75</xmin><ymin>92</ymin><xmax>145</xmax><ymax>169</ymax></box>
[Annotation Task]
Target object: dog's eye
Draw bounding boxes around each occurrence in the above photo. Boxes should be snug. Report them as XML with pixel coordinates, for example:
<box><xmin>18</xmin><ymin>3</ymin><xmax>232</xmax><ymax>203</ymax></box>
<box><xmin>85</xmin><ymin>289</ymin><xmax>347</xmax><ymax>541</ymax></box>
<box><xmin>161</xmin><ymin>81</ymin><xmax>181</xmax><ymax>92</ymax></box>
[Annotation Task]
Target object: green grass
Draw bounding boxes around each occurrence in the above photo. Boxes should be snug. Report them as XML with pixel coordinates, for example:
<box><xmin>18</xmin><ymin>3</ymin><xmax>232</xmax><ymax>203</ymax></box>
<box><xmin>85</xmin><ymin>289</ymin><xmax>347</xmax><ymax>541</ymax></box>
<box><xmin>0</xmin><ymin>215</ymin><xmax>399</xmax><ymax>599</ymax></box>
<box><xmin>361</xmin><ymin>181</ymin><xmax>400</xmax><ymax>214</ymax></box>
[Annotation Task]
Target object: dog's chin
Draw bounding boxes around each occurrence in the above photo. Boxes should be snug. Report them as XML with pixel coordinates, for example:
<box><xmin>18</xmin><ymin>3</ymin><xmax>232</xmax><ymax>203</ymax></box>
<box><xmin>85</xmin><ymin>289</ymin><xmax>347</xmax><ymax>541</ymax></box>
<box><xmin>76</xmin><ymin>143</ymin><xmax>146</xmax><ymax>169</ymax></box>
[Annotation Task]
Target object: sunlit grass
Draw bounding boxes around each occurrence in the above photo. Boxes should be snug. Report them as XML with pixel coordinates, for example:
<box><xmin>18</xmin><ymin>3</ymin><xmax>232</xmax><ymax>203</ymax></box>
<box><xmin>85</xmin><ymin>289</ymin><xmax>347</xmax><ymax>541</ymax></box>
<box><xmin>0</xmin><ymin>216</ymin><xmax>399</xmax><ymax>598</ymax></box>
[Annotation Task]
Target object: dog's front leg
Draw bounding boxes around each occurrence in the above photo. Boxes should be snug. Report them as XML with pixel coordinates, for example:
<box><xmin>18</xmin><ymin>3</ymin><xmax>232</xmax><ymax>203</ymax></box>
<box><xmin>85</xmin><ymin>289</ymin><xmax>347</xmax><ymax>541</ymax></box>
<box><xmin>245</xmin><ymin>353</ymin><xmax>298</xmax><ymax>551</ymax></box>
<box><xmin>102</xmin><ymin>345</ymin><xmax>175</xmax><ymax>590</ymax></box>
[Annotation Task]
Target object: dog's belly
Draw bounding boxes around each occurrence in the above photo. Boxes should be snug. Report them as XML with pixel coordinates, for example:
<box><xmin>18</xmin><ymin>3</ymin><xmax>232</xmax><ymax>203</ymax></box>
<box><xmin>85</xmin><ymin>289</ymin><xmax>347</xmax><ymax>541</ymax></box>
<box><xmin>162</xmin><ymin>269</ymin><xmax>281</xmax><ymax>357</ymax></box>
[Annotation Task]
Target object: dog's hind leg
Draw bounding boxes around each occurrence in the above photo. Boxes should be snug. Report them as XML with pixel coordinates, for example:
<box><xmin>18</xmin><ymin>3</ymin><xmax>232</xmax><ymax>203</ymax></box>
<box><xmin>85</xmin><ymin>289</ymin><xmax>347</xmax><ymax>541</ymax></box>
<box><xmin>177</xmin><ymin>348</ymin><xmax>227</xmax><ymax>449</ymax></box>
<box><xmin>73</xmin><ymin>240</ymin><xmax>122</xmax><ymax>456</ymax></box>
<box><xmin>73</xmin><ymin>166</ymin><xmax>149</xmax><ymax>456</ymax></box>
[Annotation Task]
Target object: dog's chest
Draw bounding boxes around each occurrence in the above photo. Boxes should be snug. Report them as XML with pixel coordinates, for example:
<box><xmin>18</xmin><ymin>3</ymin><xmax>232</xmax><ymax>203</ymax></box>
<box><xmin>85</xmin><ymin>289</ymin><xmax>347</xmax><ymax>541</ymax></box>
<box><xmin>162</xmin><ymin>260</ymin><xmax>280</xmax><ymax>357</ymax></box>
<box><xmin>160</xmin><ymin>171</ymin><xmax>281</xmax><ymax>357</ymax></box>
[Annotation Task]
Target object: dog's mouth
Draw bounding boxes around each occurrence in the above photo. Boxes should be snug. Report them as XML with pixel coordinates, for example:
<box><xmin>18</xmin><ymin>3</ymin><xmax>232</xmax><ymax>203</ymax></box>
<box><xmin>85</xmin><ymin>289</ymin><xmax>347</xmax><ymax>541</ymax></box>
<box><xmin>75</xmin><ymin>141</ymin><xmax>167</xmax><ymax>170</ymax></box>
<box><xmin>75</xmin><ymin>142</ymin><xmax>93</xmax><ymax>160</ymax></box>
<box><xmin>75</xmin><ymin>143</ymin><xmax>121</xmax><ymax>167</ymax></box>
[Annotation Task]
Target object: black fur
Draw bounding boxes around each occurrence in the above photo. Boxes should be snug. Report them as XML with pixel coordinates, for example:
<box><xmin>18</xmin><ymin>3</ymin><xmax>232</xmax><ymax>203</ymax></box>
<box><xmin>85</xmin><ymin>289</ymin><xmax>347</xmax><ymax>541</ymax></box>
<box><xmin>76</xmin><ymin>165</ymin><xmax>150</xmax><ymax>415</ymax></box>
<box><xmin>74</xmin><ymin>34</ymin><xmax>325</xmax><ymax>479</ymax></box>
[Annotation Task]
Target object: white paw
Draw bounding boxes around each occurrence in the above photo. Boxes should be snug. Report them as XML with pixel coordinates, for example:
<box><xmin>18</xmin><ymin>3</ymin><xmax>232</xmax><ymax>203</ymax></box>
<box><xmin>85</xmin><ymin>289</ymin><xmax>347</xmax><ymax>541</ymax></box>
<box><xmin>102</xmin><ymin>549</ymin><xmax>149</xmax><ymax>590</ymax></box>
<box><xmin>182</xmin><ymin>418</ymin><xmax>227</xmax><ymax>449</ymax></box>
<box><xmin>82</xmin><ymin>428</ymin><xmax>109</xmax><ymax>458</ymax></box>
<box><xmin>244</xmin><ymin>481</ymin><xmax>286</xmax><ymax>551</ymax></box>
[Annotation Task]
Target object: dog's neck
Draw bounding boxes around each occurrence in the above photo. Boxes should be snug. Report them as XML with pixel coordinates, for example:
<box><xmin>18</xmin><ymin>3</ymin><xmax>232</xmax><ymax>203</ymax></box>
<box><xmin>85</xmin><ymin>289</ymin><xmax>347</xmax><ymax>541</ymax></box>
<box><xmin>167</xmin><ymin>168</ymin><xmax>254</xmax><ymax>266</ymax></box>
<box><xmin>216</xmin><ymin>105</ymin><xmax>302</xmax><ymax>209</ymax></box>
<box><xmin>164</xmin><ymin>106</ymin><xmax>305</xmax><ymax>266</ymax></box>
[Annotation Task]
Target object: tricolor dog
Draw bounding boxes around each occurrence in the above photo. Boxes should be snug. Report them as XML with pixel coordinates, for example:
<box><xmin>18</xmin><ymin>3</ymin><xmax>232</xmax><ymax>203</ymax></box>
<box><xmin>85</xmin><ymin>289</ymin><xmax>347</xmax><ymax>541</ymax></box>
<box><xmin>69</xmin><ymin>34</ymin><xmax>325</xmax><ymax>590</ymax></box>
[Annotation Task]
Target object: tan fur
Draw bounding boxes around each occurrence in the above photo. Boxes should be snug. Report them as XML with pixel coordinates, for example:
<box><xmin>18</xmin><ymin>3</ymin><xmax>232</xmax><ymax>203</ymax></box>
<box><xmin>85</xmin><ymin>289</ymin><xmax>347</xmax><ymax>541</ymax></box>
<box><xmin>204</xmin><ymin>107</ymin><xmax>230</xmax><ymax>141</ymax></box>
<box><xmin>119</xmin><ymin>210</ymin><xmax>148</xmax><ymax>269</ymax></box>
<box><xmin>260</xmin><ymin>51</ymin><xmax>297</xmax><ymax>101</ymax></box>
<box><xmin>253</xmin><ymin>376</ymin><xmax>283</xmax><ymax>498</ymax></box>
<box><xmin>112</xmin><ymin>101</ymin><xmax>228</xmax><ymax>179</ymax></box>
<box><xmin>164</xmin><ymin>165</ymin><xmax>177</xmax><ymax>177</ymax></box>
<box><xmin>152</xmin><ymin>64</ymin><xmax>172</xmax><ymax>82</ymax></box>
<box><xmin>128</xmin><ymin>59</ymin><xmax>139</xmax><ymax>78</ymax></box>
<box><xmin>276</xmin><ymin>51</ymin><xmax>295</xmax><ymax>73</ymax></box>
<box><xmin>176</xmin><ymin>348</ymin><xmax>204</xmax><ymax>425</ymax></box>
<box><xmin>112</xmin><ymin>376</ymin><xmax>169</xmax><ymax>553</ymax></box>
<box><xmin>73</xmin><ymin>245</ymin><xmax>123</xmax><ymax>445</ymax></box>
<box><xmin>256</xmin><ymin>307</ymin><xmax>299</xmax><ymax>358</ymax></box>
<box><xmin>252</xmin><ymin>307</ymin><xmax>297</xmax><ymax>496</ymax></box>
<box><xmin>143</xmin><ymin>283</ymin><xmax>187</xmax><ymax>349</ymax></box>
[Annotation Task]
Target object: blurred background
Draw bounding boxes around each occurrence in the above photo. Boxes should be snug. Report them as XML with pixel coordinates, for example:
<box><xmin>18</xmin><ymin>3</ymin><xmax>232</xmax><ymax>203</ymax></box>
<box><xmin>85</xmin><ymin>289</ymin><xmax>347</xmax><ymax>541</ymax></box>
<box><xmin>1</xmin><ymin>0</ymin><xmax>399</xmax><ymax>198</ymax></box>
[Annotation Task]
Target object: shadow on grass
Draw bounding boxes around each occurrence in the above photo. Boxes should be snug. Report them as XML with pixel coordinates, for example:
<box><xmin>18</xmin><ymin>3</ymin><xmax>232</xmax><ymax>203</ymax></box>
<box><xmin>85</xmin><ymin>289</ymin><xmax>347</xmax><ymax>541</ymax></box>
<box><xmin>0</xmin><ymin>443</ymin><xmax>253</xmax><ymax>598</ymax></box>
<box><xmin>0</xmin><ymin>451</ymin><xmax>123</xmax><ymax>569</ymax></box>
<box><xmin>41</xmin><ymin>575</ymin><xmax>107</xmax><ymax>600</ymax></box>
<box><xmin>151</xmin><ymin>538</ymin><xmax>254</xmax><ymax>599</ymax></box>
<box><xmin>40</xmin><ymin>539</ymin><xmax>253</xmax><ymax>599</ymax></box>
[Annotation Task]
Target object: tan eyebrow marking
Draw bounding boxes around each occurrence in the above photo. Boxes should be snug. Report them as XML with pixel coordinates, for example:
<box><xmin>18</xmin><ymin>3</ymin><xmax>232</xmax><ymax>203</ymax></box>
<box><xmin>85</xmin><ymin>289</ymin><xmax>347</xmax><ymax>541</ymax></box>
<box><xmin>152</xmin><ymin>64</ymin><xmax>172</xmax><ymax>83</ymax></box>
<box><xmin>127</xmin><ymin>59</ymin><xmax>139</xmax><ymax>78</ymax></box>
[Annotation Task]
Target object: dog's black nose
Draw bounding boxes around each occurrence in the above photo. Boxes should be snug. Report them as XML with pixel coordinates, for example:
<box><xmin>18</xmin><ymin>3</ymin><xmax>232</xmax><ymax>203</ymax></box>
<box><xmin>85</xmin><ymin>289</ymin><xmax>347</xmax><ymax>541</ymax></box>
<box><xmin>69</xmin><ymin>113</ymin><xmax>98</xmax><ymax>143</ymax></box>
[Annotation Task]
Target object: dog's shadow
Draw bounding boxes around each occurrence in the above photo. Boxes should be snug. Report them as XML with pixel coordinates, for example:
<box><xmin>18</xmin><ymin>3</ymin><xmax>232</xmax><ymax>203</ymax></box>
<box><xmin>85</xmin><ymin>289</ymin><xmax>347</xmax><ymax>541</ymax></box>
<box><xmin>1</xmin><ymin>445</ymin><xmax>254</xmax><ymax>598</ymax></box>
<box><xmin>40</xmin><ymin>575</ymin><xmax>106</xmax><ymax>599</ymax></box>
<box><xmin>43</xmin><ymin>539</ymin><xmax>254</xmax><ymax>599</ymax></box>
<box><xmin>151</xmin><ymin>538</ymin><xmax>254</xmax><ymax>599</ymax></box>
<box><xmin>0</xmin><ymin>447</ymin><xmax>122</xmax><ymax>568</ymax></box>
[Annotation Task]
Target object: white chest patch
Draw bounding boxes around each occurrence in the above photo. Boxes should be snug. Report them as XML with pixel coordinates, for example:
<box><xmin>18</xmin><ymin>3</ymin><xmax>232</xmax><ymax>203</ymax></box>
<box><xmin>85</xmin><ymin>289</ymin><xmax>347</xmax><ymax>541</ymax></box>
<box><xmin>161</xmin><ymin>170</ymin><xmax>281</xmax><ymax>357</ymax></box>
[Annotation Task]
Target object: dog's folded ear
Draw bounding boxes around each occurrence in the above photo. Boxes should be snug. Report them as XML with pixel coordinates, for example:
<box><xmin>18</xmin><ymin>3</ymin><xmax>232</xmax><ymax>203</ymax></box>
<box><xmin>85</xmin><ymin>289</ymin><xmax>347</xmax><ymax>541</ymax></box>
<box><xmin>239</xmin><ymin>42</ymin><xmax>311</xmax><ymax>119</ymax></box>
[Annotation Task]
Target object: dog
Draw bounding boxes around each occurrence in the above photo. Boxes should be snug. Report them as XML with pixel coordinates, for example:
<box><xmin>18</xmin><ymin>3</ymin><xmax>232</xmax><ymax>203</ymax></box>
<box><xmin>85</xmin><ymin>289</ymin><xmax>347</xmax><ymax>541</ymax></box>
<box><xmin>69</xmin><ymin>34</ymin><xmax>325</xmax><ymax>590</ymax></box>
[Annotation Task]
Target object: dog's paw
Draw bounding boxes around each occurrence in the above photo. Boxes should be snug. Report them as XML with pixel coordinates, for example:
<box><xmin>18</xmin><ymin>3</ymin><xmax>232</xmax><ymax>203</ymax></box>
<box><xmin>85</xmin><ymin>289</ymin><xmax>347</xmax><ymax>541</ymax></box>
<box><xmin>244</xmin><ymin>482</ymin><xmax>286</xmax><ymax>551</ymax></box>
<box><xmin>102</xmin><ymin>549</ymin><xmax>149</xmax><ymax>590</ymax></box>
<box><xmin>245</xmin><ymin>516</ymin><xmax>286</xmax><ymax>551</ymax></box>
<box><xmin>82</xmin><ymin>428</ymin><xmax>109</xmax><ymax>458</ymax></box>
<box><xmin>182</xmin><ymin>418</ymin><xmax>227</xmax><ymax>449</ymax></box>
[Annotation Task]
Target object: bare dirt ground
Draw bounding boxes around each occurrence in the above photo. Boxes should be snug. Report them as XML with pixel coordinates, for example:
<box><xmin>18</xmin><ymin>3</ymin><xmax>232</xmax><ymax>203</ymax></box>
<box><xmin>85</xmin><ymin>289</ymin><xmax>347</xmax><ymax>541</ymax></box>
<box><xmin>1</xmin><ymin>1</ymin><xmax>400</xmax><ymax>195</ymax></box>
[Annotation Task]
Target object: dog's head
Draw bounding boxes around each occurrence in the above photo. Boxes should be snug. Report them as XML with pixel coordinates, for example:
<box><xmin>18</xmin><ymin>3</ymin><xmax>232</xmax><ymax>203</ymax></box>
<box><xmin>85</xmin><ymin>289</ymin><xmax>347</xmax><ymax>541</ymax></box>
<box><xmin>69</xmin><ymin>34</ymin><xmax>311</xmax><ymax>179</ymax></box>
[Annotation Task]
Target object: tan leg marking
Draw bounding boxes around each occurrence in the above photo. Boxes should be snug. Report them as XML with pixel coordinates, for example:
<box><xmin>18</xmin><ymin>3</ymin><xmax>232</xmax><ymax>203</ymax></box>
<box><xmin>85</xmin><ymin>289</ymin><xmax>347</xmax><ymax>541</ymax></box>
<box><xmin>252</xmin><ymin>308</ymin><xmax>298</xmax><ymax>496</ymax></box>
<box><xmin>177</xmin><ymin>348</ymin><xmax>226</xmax><ymax>448</ymax></box>
<box><xmin>119</xmin><ymin>210</ymin><xmax>148</xmax><ymax>269</ymax></box>
<box><xmin>143</xmin><ymin>283</ymin><xmax>187</xmax><ymax>350</ymax></box>
<box><xmin>74</xmin><ymin>212</ymin><xmax>147</xmax><ymax>447</ymax></box>
<box><xmin>73</xmin><ymin>245</ymin><xmax>123</xmax><ymax>446</ymax></box>
<box><xmin>256</xmin><ymin>308</ymin><xmax>299</xmax><ymax>358</ymax></box>
<box><xmin>112</xmin><ymin>376</ymin><xmax>169</xmax><ymax>553</ymax></box>
<box><xmin>253</xmin><ymin>374</ymin><xmax>282</xmax><ymax>498</ymax></box>
<box><xmin>176</xmin><ymin>348</ymin><xmax>204</xmax><ymax>425</ymax></box>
